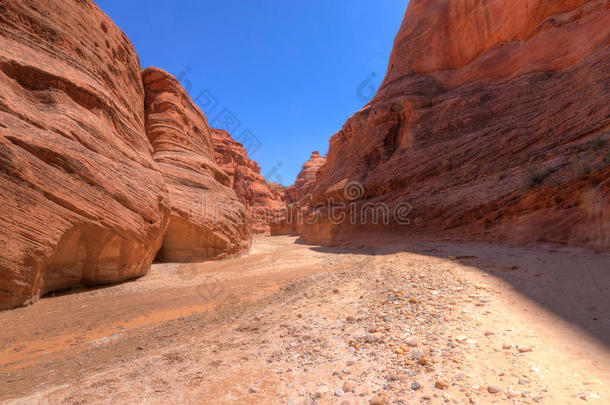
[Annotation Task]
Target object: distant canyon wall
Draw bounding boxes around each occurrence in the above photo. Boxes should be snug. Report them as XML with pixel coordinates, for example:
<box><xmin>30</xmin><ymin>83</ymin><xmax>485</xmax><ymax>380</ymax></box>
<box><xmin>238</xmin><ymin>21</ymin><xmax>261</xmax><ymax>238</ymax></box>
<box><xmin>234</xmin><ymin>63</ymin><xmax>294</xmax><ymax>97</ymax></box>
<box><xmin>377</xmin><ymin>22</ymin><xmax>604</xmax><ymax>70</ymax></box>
<box><xmin>273</xmin><ymin>0</ymin><xmax>609</xmax><ymax>250</ymax></box>
<box><xmin>284</xmin><ymin>151</ymin><xmax>327</xmax><ymax>205</ymax></box>
<box><xmin>211</xmin><ymin>128</ymin><xmax>285</xmax><ymax>234</ymax></box>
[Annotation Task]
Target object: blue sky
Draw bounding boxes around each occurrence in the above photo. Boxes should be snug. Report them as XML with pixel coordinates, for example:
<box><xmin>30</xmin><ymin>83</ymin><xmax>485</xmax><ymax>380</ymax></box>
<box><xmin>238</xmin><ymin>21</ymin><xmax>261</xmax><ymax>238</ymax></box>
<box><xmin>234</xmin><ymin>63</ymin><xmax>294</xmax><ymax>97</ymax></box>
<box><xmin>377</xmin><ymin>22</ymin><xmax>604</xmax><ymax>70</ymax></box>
<box><xmin>96</xmin><ymin>0</ymin><xmax>407</xmax><ymax>185</ymax></box>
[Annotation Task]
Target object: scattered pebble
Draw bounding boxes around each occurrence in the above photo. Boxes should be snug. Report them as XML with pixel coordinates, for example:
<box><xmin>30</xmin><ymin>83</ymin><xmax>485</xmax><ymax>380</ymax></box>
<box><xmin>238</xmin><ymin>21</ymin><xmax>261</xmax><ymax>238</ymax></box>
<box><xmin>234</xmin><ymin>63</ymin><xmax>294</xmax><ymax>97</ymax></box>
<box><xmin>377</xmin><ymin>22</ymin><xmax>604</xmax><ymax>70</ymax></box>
<box><xmin>406</xmin><ymin>337</ymin><xmax>418</xmax><ymax>347</ymax></box>
<box><xmin>455</xmin><ymin>335</ymin><xmax>468</xmax><ymax>343</ymax></box>
<box><xmin>435</xmin><ymin>379</ymin><xmax>450</xmax><ymax>389</ymax></box>
<box><xmin>369</xmin><ymin>395</ymin><xmax>387</xmax><ymax>405</ymax></box>
<box><xmin>411</xmin><ymin>348</ymin><xmax>423</xmax><ymax>360</ymax></box>
<box><xmin>583</xmin><ymin>380</ymin><xmax>600</xmax><ymax>386</ymax></box>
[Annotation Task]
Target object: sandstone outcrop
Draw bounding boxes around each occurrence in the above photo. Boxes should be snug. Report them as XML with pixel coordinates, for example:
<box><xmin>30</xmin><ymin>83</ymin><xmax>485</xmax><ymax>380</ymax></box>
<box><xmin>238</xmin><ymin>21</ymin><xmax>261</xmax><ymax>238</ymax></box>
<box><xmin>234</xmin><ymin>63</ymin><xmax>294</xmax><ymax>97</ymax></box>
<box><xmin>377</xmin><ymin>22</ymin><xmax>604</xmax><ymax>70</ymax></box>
<box><xmin>143</xmin><ymin>68</ymin><xmax>251</xmax><ymax>261</ymax></box>
<box><xmin>285</xmin><ymin>151</ymin><xmax>326</xmax><ymax>205</ymax></box>
<box><xmin>0</xmin><ymin>0</ymin><xmax>170</xmax><ymax>309</ymax></box>
<box><xmin>211</xmin><ymin>128</ymin><xmax>285</xmax><ymax>233</ymax></box>
<box><xmin>275</xmin><ymin>0</ymin><xmax>610</xmax><ymax>250</ymax></box>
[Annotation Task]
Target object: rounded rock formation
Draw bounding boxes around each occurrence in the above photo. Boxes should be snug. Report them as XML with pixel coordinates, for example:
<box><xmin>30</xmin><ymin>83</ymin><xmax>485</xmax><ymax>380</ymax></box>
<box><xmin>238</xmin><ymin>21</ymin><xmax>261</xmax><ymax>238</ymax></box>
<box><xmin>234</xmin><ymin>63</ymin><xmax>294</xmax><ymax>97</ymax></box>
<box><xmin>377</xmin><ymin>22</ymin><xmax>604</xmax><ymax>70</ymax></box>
<box><xmin>0</xmin><ymin>0</ymin><xmax>170</xmax><ymax>309</ymax></box>
<box><xmin>143</xmin><ymin>68</ymin><xmax>251</xmax><ymax>262</ymax></box>
<box><xmin>285</xmin><ymin>151</ymin><xmax>327</xmax><ymax>205</ymax></box>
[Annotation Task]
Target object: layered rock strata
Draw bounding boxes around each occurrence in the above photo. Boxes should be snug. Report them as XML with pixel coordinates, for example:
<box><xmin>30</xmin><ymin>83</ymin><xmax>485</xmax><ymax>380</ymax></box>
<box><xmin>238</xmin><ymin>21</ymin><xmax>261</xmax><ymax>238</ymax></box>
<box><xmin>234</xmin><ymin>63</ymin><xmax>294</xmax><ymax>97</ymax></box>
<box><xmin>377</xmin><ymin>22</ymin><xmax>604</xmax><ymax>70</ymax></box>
<box><xmin>274</xmin><ymin>0</ymin><xmax>610</xmax><ymax>250</ymax></box>
<box><xmin>211</xmin><ymin>128</ymin><xmax>285</xmax><ymax>233</ymax></box>
<box><xmin>0</xmin><ymin>0</ymin><xmax>170</xmax><ymax>308</ymax></box>
<box><xmin>143</xmin><ymin>68</ymin><xmax>251</xmax><ymax>262</ymax></box>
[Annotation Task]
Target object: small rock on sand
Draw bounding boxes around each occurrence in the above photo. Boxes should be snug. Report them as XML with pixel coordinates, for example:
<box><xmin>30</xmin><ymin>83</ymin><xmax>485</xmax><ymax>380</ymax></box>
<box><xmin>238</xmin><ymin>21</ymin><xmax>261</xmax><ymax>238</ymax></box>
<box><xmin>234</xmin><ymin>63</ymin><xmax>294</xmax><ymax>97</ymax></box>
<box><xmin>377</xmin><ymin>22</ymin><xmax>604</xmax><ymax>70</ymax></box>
<box><xmin>435</xmin><ymin>379</ymin><xmax>450</xmax><ymax>389</ymax></box>
<box><xmin>369</xmin><ymin>395</ymin><xmax>387</xmax><ymax>405</ymax></box>
<box><xmin>487</xmin><ymin>385</ymin><xmax>502</xmax><ymax>394</ymax></box>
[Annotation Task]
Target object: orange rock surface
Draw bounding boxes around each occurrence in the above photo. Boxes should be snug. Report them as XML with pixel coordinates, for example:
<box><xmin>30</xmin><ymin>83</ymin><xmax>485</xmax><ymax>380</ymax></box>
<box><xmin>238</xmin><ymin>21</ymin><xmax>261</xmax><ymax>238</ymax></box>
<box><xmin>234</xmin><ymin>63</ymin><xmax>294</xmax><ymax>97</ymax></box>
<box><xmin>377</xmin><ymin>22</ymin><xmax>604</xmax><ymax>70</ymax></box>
<box><xmin>143</xmin><ymin>68</ymin><xmax>251</xmax><ymax>261</ymax></box>
<box><xmin>285</xmin><ymin>151</ymin><xmax>327</xmax><ymax>205</ymax></box>
<box><xmin>0</xmin><ymin>1</ymin><xmax>259</xmax><ymax>309</ymax></box>
<box><xmin>0</xmin><ymin>0</ymin><xmax>170</xmax><ymax>309</ymax></box>
<box><xmin>276</xmin><ymin>0</ymin><xmax>609</xmax><ymax>250</ymax></box>
<box><xmin>211</xmin><ymin>128</ymin><xmax>285</xmax><ymax>233</ymax></box>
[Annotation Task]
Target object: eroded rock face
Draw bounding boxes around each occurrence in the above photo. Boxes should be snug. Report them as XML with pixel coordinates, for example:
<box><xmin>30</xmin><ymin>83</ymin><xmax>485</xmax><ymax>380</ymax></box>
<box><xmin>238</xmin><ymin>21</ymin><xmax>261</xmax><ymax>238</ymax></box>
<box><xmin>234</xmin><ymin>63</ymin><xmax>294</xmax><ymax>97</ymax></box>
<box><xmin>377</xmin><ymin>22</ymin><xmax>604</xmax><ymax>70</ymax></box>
<box><xmin>0</xmin><ymin>0</ymin><xmax>170</xmax><ymax>309</ymax></box>
<box><xmin>279</xmin><ymin>0</ymin><xmax>610</xmax><ymax>250</ymax></box>
<box><xmin>143</xmin><ymin>68</ymin><xmax>251</xmax><ymax>261</ymax></box>
<box><xmin>211</xmin><ymin>128</ymin><xmax>285</xmax><ymax>233</ymax></box>
<box><xmin>285</xmin><ymin>151</ymin><xmax>326</xmax><ymax>205</ymax></box>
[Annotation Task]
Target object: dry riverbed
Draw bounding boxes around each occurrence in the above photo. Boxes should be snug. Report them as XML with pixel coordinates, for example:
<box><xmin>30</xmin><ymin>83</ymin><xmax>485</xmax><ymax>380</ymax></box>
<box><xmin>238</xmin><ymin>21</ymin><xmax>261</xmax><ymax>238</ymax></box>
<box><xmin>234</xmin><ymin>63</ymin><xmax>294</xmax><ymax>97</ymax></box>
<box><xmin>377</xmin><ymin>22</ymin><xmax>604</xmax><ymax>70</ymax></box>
<box><xmin>0</xmin><ymin>236</ymin><xmax>608</xmax><ymax>404</ymax></box>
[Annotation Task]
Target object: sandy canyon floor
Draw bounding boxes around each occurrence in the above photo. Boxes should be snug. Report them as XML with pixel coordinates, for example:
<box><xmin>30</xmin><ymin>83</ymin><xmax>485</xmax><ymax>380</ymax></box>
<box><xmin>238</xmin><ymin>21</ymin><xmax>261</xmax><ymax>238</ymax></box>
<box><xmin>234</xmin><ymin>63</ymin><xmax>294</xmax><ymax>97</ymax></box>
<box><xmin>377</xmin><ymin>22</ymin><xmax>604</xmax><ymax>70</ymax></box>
<box><xmin>0</xmin><ymin>236</ymin><xmax>608</xmax><ymax>404</ymax></box>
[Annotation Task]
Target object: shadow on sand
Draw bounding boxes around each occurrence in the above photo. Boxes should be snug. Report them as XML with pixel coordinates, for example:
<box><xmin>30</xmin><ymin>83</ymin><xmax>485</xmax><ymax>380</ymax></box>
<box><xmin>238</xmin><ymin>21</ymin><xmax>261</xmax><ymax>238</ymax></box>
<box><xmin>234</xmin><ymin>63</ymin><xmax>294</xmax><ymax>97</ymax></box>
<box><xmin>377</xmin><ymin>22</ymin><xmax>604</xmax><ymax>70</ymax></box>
<box><xmin>300</xmin><ymin>236</ymin><xmax>610</xmax><ymax>349</ymax></box>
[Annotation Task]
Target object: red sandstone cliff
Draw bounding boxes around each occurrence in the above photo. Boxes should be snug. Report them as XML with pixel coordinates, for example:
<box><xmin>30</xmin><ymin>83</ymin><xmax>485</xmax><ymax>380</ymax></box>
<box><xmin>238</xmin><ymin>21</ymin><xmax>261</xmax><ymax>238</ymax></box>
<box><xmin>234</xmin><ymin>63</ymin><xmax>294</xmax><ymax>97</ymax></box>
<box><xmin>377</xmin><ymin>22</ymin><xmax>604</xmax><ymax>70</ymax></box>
<box><xmin>285</xmin><ymin>151</ymin><xmax>327</xmax><ymax>205</ymax></box>
<box><xmin>211</xmin><ymin>128</ymin><xmax>285</xmax><ymax>233</ymax></box>
<box><xmin>143</xmin><ymin>68</ymin><xmax>251</xmax><ymax>262</ymax></box>
<box><xmin>0</xmin><ymin>0</ymin><xmax>170</xmax><ymax>309</ymax></box>
<box><xmin>275</xmin><ymin>0</ymin><xmax>610</xmax><ymax>250</ymax></box>
<box><xmin>0</xmin><ymin>1</ymin><xmax>257</xmax><ymax>309</ymax></box>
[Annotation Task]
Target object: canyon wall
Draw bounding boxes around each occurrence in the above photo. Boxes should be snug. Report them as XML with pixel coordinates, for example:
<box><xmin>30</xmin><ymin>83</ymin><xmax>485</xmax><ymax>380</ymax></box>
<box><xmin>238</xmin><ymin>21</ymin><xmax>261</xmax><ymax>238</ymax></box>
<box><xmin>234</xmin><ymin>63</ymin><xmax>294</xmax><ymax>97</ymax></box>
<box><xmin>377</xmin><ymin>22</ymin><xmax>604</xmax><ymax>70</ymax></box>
<box><xmin>143</xmin><ymin>68</ymin><xmax>251</xmax><ymax>262</ymax></box>
<box><xmin>211</xmin><ymin>128</ymin><xmax>285</xmax><ymax>233</ymax></box>
<box><xmin>275</xmin><ymin>0</ymin><xmax>610</xmax><ymax>250</ymax></box>
<box><xmin>0</xmin><ymin>1</ymin><xmax>256</xmax><ymax>309</ymax></box>
<box><xmin>0</xmin><ymin>0</ymin><xmax>170</xmax><ymax>309</ymax></box>
<box><xmin>285</xmin><ymin>151</ymin><xmax>326</xmax><ymax>205</ymax></box>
